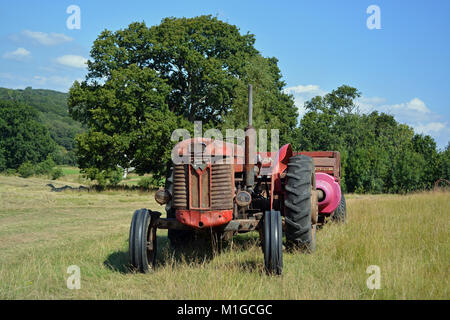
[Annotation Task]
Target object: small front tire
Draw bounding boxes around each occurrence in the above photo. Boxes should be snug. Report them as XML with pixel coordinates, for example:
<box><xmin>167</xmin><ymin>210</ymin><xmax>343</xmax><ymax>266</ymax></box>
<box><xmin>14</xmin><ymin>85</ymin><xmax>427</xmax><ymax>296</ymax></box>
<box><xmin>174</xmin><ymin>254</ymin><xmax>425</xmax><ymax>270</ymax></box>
<box><xmin>129</xmin><ymin>209</ymin><xmax>159</xmax><ymax>273</ymax></box>
<box><xmin>263</xmin><ymin>210</ymin><xmax>283</xmax><ymax>275</ymax></box>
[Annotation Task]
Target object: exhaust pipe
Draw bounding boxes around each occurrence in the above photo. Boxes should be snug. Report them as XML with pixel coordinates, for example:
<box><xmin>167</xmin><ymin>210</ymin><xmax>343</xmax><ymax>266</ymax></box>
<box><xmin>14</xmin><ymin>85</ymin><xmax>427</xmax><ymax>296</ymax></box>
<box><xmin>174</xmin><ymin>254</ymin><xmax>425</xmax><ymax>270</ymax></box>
<box><xmin>245</xmin><ymin>84</ymin><xmax>256</xmax><ymax>188</ymax></box>
<box><xmin>248</xmin><ymin>84</ymin><xmax>253</xmax><ymax>126</ymax></box>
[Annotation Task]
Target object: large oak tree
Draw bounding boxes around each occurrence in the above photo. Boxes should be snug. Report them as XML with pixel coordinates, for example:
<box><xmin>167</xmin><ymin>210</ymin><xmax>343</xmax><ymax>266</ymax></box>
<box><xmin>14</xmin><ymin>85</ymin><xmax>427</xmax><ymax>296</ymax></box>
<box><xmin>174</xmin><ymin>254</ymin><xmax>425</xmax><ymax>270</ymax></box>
<box><xmin>68</xmin><ymin>15</ymin><xmax>297</xmax><ymax>179</ymax></box>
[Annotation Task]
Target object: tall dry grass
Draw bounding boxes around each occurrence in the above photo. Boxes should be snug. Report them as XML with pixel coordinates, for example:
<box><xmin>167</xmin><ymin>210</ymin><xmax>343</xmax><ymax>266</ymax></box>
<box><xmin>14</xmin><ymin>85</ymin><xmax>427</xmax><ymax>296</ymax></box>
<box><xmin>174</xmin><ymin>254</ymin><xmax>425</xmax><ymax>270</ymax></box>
<box><xmin>0</xmin><ymin>175</ymin><xmax>448</xmax><ymax>299</ymax></box>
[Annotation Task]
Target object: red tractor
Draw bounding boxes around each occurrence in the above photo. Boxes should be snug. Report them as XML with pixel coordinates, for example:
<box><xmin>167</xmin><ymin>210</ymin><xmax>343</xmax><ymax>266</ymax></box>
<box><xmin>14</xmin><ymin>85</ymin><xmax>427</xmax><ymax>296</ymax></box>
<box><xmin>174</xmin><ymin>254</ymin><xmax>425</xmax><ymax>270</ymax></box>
<box><xmin>129</xmin><ymin>85</ymin><xmax>345</xmax><ymax>275</ymax></box>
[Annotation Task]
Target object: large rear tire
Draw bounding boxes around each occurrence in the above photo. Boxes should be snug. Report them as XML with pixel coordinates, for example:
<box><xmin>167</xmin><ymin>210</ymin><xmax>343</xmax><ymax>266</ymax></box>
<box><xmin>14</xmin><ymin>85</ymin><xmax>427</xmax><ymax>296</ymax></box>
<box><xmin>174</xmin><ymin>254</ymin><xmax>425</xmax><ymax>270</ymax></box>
<box><xmin>129</xmin><ymin>209</ymin><xmax>159</xmax><ymax>273</ymax></box>
<box><xmin>284</xmin><ymin>155</ymin><xmax>316</xmax><ymax>252</ymax></box>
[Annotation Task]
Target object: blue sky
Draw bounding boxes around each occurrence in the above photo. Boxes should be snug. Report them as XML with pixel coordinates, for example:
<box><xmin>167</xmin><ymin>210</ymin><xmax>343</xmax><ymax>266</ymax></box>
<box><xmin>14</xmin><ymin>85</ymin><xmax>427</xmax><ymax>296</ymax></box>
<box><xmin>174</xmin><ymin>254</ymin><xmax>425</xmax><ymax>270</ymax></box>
<box><xmin>0</xmin><ymin>0</ymin><xmax>449</xmax><ymax>148</ymax></box>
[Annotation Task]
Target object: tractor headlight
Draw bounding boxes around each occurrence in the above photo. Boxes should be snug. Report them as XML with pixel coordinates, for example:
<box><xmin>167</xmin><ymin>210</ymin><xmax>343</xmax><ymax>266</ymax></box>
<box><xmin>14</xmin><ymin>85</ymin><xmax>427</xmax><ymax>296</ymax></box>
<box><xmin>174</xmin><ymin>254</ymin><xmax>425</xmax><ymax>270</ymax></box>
<box><xmin>155</xmin><ymin>189</ymin><xmax>171</xmax><ymax>205</ymax></box>
<box><xmin>236</xmin><ymin>190</ymin><xmax>252</xmax><ymax>207</ymax></box>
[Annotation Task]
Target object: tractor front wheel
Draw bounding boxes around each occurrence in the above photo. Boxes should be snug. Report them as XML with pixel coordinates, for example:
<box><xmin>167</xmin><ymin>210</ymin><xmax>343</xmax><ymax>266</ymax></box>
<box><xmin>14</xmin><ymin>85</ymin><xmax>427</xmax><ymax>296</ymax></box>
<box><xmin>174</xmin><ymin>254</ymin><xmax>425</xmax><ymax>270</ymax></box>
<box><xmin>263</xmin><ymin>210</ymin><xmax>283</xmax><ymax>275</ymax></box>
<box><xmin>129</xmin><ymin>209</ymin><xmax>159</xmax><ymax>273</ymax></box>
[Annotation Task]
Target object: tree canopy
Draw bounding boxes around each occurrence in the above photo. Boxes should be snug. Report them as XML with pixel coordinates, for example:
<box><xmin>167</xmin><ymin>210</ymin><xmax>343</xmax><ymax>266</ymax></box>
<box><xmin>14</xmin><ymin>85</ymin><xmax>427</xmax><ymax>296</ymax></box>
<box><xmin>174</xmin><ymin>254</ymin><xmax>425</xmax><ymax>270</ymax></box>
<box><xmin>68</xmin><ymin>15</ymin><xmax>298</xmax><ymax>179</ymax></box>
<box><xmin>70</xmin><ymin>65</ymin><xmax>177</xmax><ymax>179</ymax></box>
<box><xmin>0</xmin><ymin>87</ymin><xmax>82</xmax><ymax>165</ymax></box>
<box><xmin>0</xmin><ymin>99</ymin><xmax>56</xmax><ymax>170</ymax></box>
<box><xmin>298</xmin><ymin>85</ymin><xmax>448</xmax><ymax>193</ymax></box>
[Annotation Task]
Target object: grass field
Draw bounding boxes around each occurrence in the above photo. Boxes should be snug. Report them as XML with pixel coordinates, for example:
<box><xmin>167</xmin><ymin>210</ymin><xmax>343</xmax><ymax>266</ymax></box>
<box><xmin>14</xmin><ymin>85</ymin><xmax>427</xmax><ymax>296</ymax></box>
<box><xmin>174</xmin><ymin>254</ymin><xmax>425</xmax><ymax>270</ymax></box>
<box><xmin>0</xmin><ymin>174</ymin><xmax>448</xmax><ymax>299</ymax></box>
<box><xmin>55</xmin><ymin>166</ymin><xmax>151</xmax><ymax>186</ymax></box>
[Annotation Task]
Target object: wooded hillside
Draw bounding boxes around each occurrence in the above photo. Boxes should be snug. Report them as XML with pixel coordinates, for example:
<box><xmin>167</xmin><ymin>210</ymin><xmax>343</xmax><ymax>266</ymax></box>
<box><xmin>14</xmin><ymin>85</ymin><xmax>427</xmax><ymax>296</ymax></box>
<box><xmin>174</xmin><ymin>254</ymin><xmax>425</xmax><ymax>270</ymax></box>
<box><xmin>0</xmin><ymin>87</ymin><xmax>83</xmax><ymax>165</ymax></box>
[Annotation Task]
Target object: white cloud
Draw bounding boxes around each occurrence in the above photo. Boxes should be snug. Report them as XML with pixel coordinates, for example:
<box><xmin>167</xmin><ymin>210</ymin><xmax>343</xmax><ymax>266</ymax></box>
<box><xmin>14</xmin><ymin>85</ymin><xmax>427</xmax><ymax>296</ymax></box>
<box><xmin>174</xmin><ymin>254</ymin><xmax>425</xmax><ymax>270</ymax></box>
<box><xmin>284</xmin><ymin>84</ymin><xmax>326</xmax><ymax>117</ymax></box>
<box><xmin>29</xmin><ymin>75</ymin><xmax>81</xmax><ymax>91</ymax></box>
<box><xmin>413</xmin><ymin>122</ymin><xmax>446</xmax><ymax>134</ymax></box>
<box><xmin>360</xmin><ymin>97</ymin><xmax>432</xmax><ymax>124</ymax></box>
<box><xmin>388</xmin><ymin>98</ymin><xmax>431</xmax><ymax>114</ymax></box>
<box><xmin>285</xmin><ymin>84</ymin><xmax>323</xmax><ymax>94</ymax></box>
<box><xmin>0</xmin><ymin>72</ymin><xmax>17</xmax><ymax>80</ymax></box>
<box><xmin>48</xmin><ymin>75</ymin><xmax>82</xmax><ymax>89</ymax></box>
<box><xmin>357</xmin><ymin>97</ymin><xmax>431</xmax><ymax>116</ymax></box>
<box><xmin>356</xmin><ymin>95</ymin><xmax>449</xmax><ymax>148</ymax></box>
<box><xmin>2</xmin><ymin>47</ymin><xmax>31</xmax><ymax>61</ymax></box>
<box><xmin>0</xmin><ymin>72</ymin><xmax>82</xmax><ymax>92</ymax></box>
<box><xmin>22</xmin><ymin>30</ymin><xmax>73</xmax><ymax>46</ymax></box>
<box><xmin>56</xmin><ymin>55</ymin><xmax>88</xmax><ymax>69</ymax></box>
<box><xmin>32</xmin><ymin>75</ymin><xmax>47</xmax><ymax>85</ymax></box>
<box><xmin>356</xmin><ymin>96</ymin><xmax>386</xmax><ymax>113</ymax></box>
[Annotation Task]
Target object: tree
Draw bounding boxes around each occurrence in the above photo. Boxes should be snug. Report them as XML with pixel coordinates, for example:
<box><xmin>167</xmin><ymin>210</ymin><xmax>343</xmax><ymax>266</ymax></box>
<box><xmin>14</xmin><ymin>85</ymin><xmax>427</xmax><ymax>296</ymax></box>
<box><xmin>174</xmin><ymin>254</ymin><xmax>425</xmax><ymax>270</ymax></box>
<box><xmin>221</xmin><ymin>55</ymin><xmax>298</xmax><ymax>146</ymax></box>
<box><xmin>17</xmin><ymin>161</ymin><xmax>35</xmax><ymax>178</ymax></box>
<box><xmin>412</xmin><ymin>134</ymin><xmax>439</xmax><ymax>188</ymax></box>
<box><xmin>85</xmin><ymin>17</ymin><xmax>258</xmax><ymax>125</ymax></box>
<box><xmin>0</xmin><ymin>99</ymin><xmax>56</xmax><ymax>169</ymax></box>
<box><xmin>304</xmin><ymin>85</ymin><xmax>361</xmax><ymax>115</ymax></box>
<box><xmin>297</xmin><ymin>85</ymin><xmax>362</xmax><ymax>150</ymax></box>
<box><xmin>390</xmin><ymin>148</ymin><xmax>426</xmax><ymax>193</ymax></box>
<box><xmin>69</xmin><ymin>16</ymin><xmax>297</xmax><ymax>178</ymax></box>
<box><xmin>298</xmin><ymin>85</ymin><xmax>441</xmax><ymax>194</ymax></box>
<box><xmin>0</xmin><ymin>87</ymin><xmax>84</xmax><ymax>165</ymax></box>
<box><xmin>69</xmin><ymin>65</ymin><xmax>177</xmax><ymax>179</ymax></box>
<box><xmin>0</xmin><ymin>147</ymin><xmax>6</xmax><ymax>172</ymax></box>
<box><xmin>297</xmin><ymin>85</ymin><xmax>363</xmax><ymax>191</ymax></box>
<box><xmin>438</xmin><ymin>143</ymin><xmax>450</xmax><ymax>181</ymax></box>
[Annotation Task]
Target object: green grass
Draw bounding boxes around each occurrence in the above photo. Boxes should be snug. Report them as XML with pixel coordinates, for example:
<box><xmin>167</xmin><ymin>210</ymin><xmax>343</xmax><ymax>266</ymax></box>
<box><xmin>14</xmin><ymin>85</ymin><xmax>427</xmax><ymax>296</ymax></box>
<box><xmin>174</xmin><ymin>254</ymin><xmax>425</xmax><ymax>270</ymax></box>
<box><xmin>0</xmin><ymin>174</ymin><xmax>448</xmax><ymax>299</ymax></box>
<box><xmin>59</xmin><ymin>166</ymin><xmax>80</xmax><ymax>176</ymax></box>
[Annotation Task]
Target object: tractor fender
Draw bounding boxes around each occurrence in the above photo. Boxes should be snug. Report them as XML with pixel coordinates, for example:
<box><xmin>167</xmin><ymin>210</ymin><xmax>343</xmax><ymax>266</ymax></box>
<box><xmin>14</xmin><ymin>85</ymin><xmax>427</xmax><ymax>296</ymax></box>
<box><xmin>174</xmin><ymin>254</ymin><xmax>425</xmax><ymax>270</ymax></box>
<box><xmin>269</xmin><ymin>144</ymin><xmax>293</xmax><ymax>208</ymax></box>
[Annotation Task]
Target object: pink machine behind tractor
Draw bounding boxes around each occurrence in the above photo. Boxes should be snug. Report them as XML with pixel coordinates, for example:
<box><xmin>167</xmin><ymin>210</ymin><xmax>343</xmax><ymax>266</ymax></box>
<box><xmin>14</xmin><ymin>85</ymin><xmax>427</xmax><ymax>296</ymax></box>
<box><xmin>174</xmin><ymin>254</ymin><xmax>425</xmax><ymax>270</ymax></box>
<box><xmin>129</xmin><ymin>85</ymin><xmax>346</xmax><ymax>275</ymax></box>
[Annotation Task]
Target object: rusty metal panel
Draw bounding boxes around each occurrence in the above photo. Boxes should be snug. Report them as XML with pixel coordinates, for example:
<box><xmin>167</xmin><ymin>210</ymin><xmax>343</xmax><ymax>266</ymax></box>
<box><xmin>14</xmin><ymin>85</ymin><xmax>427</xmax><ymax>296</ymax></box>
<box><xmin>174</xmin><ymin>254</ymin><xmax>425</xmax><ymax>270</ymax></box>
<box><xmin>295</xmin><ymin>151</ymin><xmax>341</xmax><ymax>179</ymax></box>
<box><xmin>222</xmin><ymin>219</ymin><xmax>260</xmax><ymax>232</ymax></box>
<box><xmin>200</xmin><ymin>167</ymin><xmax>210</xmax><ymax>208</ymax></box>
<box><xmin>173</xmin><ymin>164</ymin><xmax>188</xmax><ymax>209</ymax></box>
<box><xmin>190</xmin><ymin>166</ymin><xmax>199</xmax><ymax>208</ymax></box>
<box><xmin>211</xmin><ymin>164</ymin><xmax>233</xmax><ymax>210</ymax></box>
<box><xmin>156</xmin><ymin>218</ymin><xmax>192</xmax><ymax>230</ymax></box>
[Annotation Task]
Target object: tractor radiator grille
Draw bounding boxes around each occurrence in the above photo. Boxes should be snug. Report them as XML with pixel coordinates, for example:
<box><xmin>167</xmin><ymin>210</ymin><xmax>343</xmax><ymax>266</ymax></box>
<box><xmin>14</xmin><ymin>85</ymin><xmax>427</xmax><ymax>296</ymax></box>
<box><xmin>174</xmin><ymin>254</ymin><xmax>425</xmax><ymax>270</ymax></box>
<box><xmin>172</xmin><ymin>164</ymin><xmax>233</xmax><ymax>210</ymax></box>
<box><xmin>173</xmin><ymin>164</ymin><xmax>188</xmax><ymax>209</ymax></box>
<box><xmin>211</xmin><ymin>164</ymin><xmax>233</xmax><ymax>210</ymax></box>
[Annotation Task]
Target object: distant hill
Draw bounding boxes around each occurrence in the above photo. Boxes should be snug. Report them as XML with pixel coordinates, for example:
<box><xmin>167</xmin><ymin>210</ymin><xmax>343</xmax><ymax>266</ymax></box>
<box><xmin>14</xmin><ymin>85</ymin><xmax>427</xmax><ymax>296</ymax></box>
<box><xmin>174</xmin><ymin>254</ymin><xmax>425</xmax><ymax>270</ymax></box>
<box><xmin>0</xmin><ymin>87</ymin><xmax>83</xmax><ymax>164</ymax></box>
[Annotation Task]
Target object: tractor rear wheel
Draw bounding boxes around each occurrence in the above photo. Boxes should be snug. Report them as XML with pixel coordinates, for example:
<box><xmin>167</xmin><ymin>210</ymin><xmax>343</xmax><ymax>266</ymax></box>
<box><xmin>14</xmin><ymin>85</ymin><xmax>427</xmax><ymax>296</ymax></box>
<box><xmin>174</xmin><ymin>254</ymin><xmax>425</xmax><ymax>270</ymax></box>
<box><xmin>129</xmin><ymin>209</ymin><xmax>159</xmax><ymax>273</ymax></box>
<box><xmin>332</xmin><ymin>193</ymin><xmax>346</xmax><ymax>223</ymax></box>
<box><xmin>263</xmin><ymin>210</ymin><xmax>283</xmax><ymax>275</ymax></box>
<box><xmin>284</xmin><ymin>154</ymin><xmax>316</xmax><ymax>252</ymax></box>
